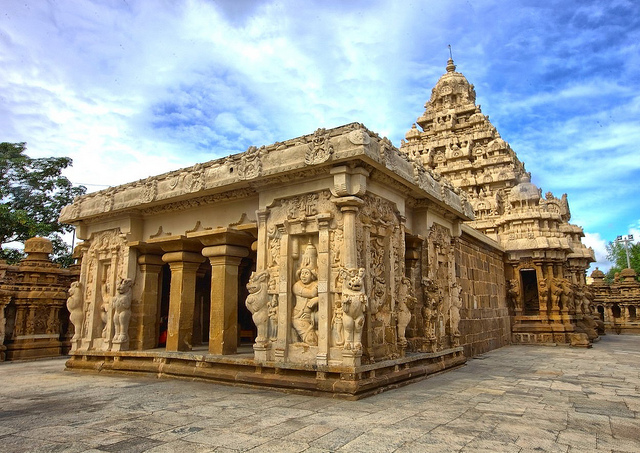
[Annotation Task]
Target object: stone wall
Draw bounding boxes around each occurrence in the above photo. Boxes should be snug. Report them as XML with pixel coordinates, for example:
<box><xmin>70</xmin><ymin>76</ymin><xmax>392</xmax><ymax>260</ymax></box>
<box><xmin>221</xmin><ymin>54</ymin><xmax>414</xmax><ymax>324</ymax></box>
<box><xmin>455</xmin><ymin>227</ymin><xmax>510</xmax><ymax>357</ymax></box>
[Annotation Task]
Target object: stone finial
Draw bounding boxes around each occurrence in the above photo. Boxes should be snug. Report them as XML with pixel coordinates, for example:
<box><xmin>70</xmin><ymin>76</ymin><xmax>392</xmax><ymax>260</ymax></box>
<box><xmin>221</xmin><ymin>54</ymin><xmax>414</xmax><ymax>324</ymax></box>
<box><xmin>589</xmin><ymin>267</ymin><xmax>606</xmax><ymax>286</ymax></box>
<box><xmin>446</xmin><ymin>58</ymin><xmax>456</xmax><ymax>73</ymax></box>
<box><xmin>23</xmin><ymin>237</ymin><xmax>53</xmax><ymax>261</ymax></box>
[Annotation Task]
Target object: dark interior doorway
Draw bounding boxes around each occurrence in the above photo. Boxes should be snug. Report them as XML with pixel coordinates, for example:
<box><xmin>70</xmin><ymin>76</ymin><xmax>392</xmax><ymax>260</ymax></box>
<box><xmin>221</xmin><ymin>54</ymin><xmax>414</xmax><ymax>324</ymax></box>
<box><xmin>612</xmin><ymin>304</ymin><xmax>621</xmax><ymax>319</ymax></box>
<box><xmin>520</xmin><ymin>269</ymin><xmax>539</xmax><ymax>314</ymax></box>
<box><xmin>158</xmin><ymin>264</ymin><xmax>171</xmax><ymax>348</ymax></box>
<box><xmin>193</xmin><ymin>262</ymin><xmax>211</xmax><ymax>346</ymax></box>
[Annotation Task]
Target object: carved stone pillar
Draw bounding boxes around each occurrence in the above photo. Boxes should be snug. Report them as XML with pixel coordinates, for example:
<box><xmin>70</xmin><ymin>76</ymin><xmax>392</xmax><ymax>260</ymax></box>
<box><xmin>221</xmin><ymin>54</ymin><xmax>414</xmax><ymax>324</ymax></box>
<box><xmin>256</xmin><ymin>209</ymin><xmax>269</xmax><ymax>271</ymax></box>
<box><xmin>605</xmin><ymin>305</ymin><xmax>614</xmax><ymax>326</ymax></box>
<box><xmin>134</xmin><ymin>254</ymin><xmax>164</xmax><ymax>350</ymax></box>
<box><xmin>162</xmin><ymin>252</ymin><xmax>204</xmax><ymax>352</ymax></box>
<box><xmin>202</xmin><ymin>245</ymin><xmax>248</xmax><ymax>355</ymax></box>
<box><xmin>275</xmin><ymin>225</ymin><xmax>290</xmax><ymax>362</ymax></box>
<box><xmin>0</xmin><ymin>297</ymin><xmax>8</xmax><ymax>361</ymax></box>
<box><xmin>316</xmin><ymin>213</ymin><xmax>332</xmax><ymax>366</ymax></box>
<box><xmin>334</xmin><ymin>197</ymin><xmax>364</xmax><ymax>367</ymax></box>
<box><xmin>334</xmin><ymin>197</ymin><xmax>364</xmax><ymax>268</ymax></box>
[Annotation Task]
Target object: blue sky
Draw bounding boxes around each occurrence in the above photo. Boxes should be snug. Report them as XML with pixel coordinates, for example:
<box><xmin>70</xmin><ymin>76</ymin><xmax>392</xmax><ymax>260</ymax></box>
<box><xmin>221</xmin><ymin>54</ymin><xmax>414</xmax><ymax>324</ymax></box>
<box><xmin>1</xmin><ymin>0</ymin><xmax>639</xmax><ymax>272</ymax></box>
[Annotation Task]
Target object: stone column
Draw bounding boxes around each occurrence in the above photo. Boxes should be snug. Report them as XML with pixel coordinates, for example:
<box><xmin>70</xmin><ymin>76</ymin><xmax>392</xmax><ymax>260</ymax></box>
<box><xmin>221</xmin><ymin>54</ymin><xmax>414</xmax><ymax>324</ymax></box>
<box><xmin>256</xmin><ymin>209</ymin><xmax>269</xmax><ymax>271</ymax></box>
<box><xmin>162</xmin><ymin>252</ymin><xmax>204</xmax><ymax>352</ymax></box>
<box><xmin>316</xmin><ymin>213</ymin><xmax>332</xmax><ymax>366</ymax></box>
<box><xmin>274</xmin><ymin>225</ymin><xmax>290</xmax><ymax>362</ymax></box>
<box><xmin>202</xmin><ymin>245</ymin><xmax>248</xmax><ymax>355</ymax></box>
<box><xmin>334</xmin><ymin>197</ymin><xmax>364</xmax><ymax>269</ymax></box>
<box><xmin>334</xmin><ymin>196</ymin><xmax>364</xmax><ymax>367</ymax></box>
<box><xmin>134</xmin><ymin>254</ymin><xmax>164</xmax><ymax>350</ymax></box>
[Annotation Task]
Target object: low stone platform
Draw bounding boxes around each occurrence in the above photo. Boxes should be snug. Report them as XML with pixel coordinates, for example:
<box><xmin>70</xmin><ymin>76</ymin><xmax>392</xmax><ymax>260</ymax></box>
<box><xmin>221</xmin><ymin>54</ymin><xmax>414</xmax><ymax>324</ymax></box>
<box><xmin>65</xmin><ymin>346</ymin><xmax>466</xmax><ymax>399</ymax></box>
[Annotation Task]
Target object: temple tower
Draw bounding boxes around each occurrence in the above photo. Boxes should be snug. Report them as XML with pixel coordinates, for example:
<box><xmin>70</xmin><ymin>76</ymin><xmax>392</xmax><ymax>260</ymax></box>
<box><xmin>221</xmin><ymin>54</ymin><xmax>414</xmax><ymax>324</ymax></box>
<box><xmin>400</xmin><ymin>58</ymin><xmax>596</xmax><ymax>346</ymax></box>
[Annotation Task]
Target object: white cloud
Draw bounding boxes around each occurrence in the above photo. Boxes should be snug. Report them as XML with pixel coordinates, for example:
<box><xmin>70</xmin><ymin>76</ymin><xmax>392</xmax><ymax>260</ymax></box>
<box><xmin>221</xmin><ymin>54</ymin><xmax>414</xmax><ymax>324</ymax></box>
<box><xmin>0</xmin><ymin>0</ymin><xmax>638</xmax><ymax>252</ymax></box>
<box><xmin>583</xmin><ymin>232</ymin><xmax>611</xmax><ymax>274</ymax></box>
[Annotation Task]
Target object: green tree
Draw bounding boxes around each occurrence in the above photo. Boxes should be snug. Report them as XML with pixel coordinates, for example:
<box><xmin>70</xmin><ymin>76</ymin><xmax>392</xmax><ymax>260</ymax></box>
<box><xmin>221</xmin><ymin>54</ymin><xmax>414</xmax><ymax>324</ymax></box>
<box><xmin>0</xmin><ymin>142</ymin><xmax>86</xmax><ymax>266</ymax></box>
<box><xmin>605</xmin><ymin>239</ymin><xmax>640</xmax><ymax>283</ymax></box>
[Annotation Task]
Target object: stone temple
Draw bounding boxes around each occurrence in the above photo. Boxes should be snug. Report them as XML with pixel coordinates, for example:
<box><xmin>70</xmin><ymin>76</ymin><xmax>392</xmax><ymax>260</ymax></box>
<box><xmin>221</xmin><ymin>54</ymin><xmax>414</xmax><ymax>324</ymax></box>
<box><xmin>59</xmin><ymin>59</ymin><xmax>597</xmax><ymax>398</ymax></box>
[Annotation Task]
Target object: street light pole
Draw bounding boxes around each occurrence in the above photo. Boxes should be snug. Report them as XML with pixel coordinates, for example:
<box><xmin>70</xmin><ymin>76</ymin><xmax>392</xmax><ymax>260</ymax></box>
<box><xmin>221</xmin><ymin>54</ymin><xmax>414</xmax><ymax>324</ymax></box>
<box><xmin>615</xmin><ymin>234</ymin><xmax>634</xmax><ymax>269</ymax></box>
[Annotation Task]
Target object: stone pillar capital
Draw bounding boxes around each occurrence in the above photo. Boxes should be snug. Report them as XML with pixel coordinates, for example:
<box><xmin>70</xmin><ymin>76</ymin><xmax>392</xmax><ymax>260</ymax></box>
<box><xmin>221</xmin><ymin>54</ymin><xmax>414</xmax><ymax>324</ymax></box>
<box><xmin>333</xmin><ymin>195</ymin><xmax>364</xmax><ymax>211</ymax></box>
<box><xmin>330</xmin><ymin>166</ymin><xmax>369</xmax><ymax>197</ymax></box>
<box><xmin>162</xmin><ymin>251</ymin><xmax>205</xmax><ymax>264</ymax></box>
<box><xmin>201</xmin><ymin>245</ymin><xmax>249</xmax><ymax>259</ymax></box>
<box><xmin>137</xmin><ymin>254</ymin><xmax>164</xmax><ymax>268</ymax></box>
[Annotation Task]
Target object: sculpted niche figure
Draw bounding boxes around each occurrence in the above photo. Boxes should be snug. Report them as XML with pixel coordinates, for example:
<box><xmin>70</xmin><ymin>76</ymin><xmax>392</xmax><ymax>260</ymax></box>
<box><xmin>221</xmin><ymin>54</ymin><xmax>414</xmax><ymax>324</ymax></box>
<box><xmin>396</xmin><ymin>277</ymin><xmax>415</xmax><ymax>347</ymax></box>
<box><xmin>341</xmin><ymin>267</ymin><xmax>367</xmax><ymax>351</ymax></box>
<box><xmin>112</xmin><ymin>278</ymin><xmax>133</xmax><ymax>344</ymax></box>
<box><xmin>450</xmin><ymin>282</ymin><xmax>462</xmax><ymax>339</ymax></box>
<box><xmin>507</xmin><ymin>278</ymin><xmax>520</xmax><ymax>311</ymax></box>
<box><xmin>538</xmin><ymin>278</ymin><xmax>549</xmax><ymax>311</ymax></box>
<box><xmin>245</xmin><ymin>270</ymin><xmax>270</xmax><ymax>345</ymax></box>
<box><xmin>292</xmin><ymin>242</ymin><xmax>319</xmax><ymax>345</ymax></box>
<box><xmin>66</xmin><ymin>281</ymin><xmax>84</xmax><ymax>341</ymax></box>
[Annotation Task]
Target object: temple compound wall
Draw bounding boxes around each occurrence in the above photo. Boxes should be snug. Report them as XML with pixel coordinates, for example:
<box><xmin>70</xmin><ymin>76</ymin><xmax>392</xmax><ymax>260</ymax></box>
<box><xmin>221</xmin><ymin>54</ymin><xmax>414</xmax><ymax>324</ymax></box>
<box><xmin>0</xmin><ymin>237</ymin><xmax>77</xmax><ymax>361</ymax></box>
<box><xmin>59</xmin><ymin>123</ymin><xmax>510</xmax><ymax>398</ymax></box>
<box><xmin>590</xmin><ymin>267</ymin><xmax>640</xmax><ymax>334</ymax></box>
<box><xmin>455</xmin><ymin>226</ymin><xmax>510</xmax><ymax>357</ymax></box>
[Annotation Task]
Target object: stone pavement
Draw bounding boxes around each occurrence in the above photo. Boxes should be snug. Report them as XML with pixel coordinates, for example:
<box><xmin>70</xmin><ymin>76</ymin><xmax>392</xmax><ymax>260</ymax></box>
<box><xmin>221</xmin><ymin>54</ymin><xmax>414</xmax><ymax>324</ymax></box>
<box><xmin>0</xmin><ymin>335</ymin><xmax>638</xmax><ymax>453</ymax></box>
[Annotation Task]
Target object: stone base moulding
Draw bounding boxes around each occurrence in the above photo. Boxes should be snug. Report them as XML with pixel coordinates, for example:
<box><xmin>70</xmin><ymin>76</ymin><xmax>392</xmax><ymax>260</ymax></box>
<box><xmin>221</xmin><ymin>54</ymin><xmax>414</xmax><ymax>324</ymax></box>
<box><xmin>65</xmin><ymin>347</ymin><xmax>466</xmax><ymax>400</ymax></box>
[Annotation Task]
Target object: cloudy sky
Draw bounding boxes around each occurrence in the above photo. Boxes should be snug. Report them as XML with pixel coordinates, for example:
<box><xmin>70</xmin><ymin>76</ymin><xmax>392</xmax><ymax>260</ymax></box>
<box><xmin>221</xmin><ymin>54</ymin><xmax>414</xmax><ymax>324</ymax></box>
<box><xmin>2</xmin><ymin>0</ymin><xmax>639</xmax><ymax>271</ymax></box>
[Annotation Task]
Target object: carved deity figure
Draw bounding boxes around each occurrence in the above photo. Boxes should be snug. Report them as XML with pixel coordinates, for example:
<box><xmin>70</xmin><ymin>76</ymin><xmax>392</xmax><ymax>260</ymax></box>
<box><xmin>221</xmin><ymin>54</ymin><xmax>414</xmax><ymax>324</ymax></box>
<box><xmin>112</xmin><ymin>278</ymin><xmax>133</xmax><ymax>344</ymax></box>
<box><xmin>396</xmin><ymin>277</ymin><xmax>415</xmax><ymax>347</ymax></box>
<box><xmin>100</xmin><ymin>280</ymin><xmax>111</xmax><ymax>339</ymax></box>
<box><xmin>331</xmin><ymin>299</ymin><xmax>345</xmax><ymax>347</ymax></box>
<box><xmin>551</xmin><ymin>278</ymin><xmax>563</xmax><ymax>311</ymax></box>
<box><xmin>450</xmin><ymin>283</ymin><xmax>462</xmax><ymax>339</ymax></box>
<box><xmin>66</xmin><ymin>281</ymin><xmax>84</xmax><ymax>341</ymax></box>
<box><xmin>267</xmin><ymin>294</ymin><xmax>278</xmax><ymax>341</ymax></box>
<box><xmin>341</xmin><ymin>268</ymin><xmax>367</xmax><ymax>351</ymax></box>
<box><xmin>245</xmin><ymin>270</ymin><xmax>270</xmax><ymax>345</ymax></box>
<box><xmin>421</xmin><ymin>278</ymin><xmax>439</xmax><ymax>340</ymax></box>
<box><xmin>561</xmin><ymin>280</ymin><xmax>575</xmax><ymax>312</ymax></box>
<box><xmin>507</xmin><ymin>279</ymin><xmax>520</xmax><ymax>310</ymax></box>
<box><xmin>292</xmin><ymin>243</ymin><xmax>319</xmax><ymax>346</ymax></box>
<box><xmin>538</xmin><ymin>278</ymin><xmax>549</xmax><ymax>311</ymax></box>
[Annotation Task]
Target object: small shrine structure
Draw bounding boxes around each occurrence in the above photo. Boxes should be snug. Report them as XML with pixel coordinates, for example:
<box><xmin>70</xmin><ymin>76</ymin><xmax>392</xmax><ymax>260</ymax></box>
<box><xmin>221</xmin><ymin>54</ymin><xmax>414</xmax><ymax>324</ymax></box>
<box><xmin>0</xmin><ymin>237</ymin><xmax>77</xmax><ymax>361</ymax></box>
<box><xmin>590</xmin><ymin>267</ymin><xmax>640</xmax><ymax>334</ymax></box>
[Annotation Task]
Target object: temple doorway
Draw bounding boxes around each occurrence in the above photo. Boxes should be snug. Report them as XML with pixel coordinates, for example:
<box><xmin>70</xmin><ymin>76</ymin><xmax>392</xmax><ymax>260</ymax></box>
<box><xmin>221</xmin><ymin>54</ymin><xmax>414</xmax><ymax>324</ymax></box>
<box><xmin>520</xmin><ymin>269</ymin><xmax>539</xmax><ymax>314</ymax></box>
<box><xmin>158</xmin><ymin>264</ymin><xmax>171</xmax><ymax>348</ymax></box>
<box><xmin>193</xmin><ymin>262</ymin><xmax>211</xmax><ymax>346</ymax></box>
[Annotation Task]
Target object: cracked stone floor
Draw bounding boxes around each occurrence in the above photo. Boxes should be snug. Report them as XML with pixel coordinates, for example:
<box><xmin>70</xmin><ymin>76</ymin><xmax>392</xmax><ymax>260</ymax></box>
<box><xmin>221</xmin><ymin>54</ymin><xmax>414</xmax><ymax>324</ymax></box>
<box><xmin>0</xmin><ymin>334</ymin><xmax>638</xmax><ymax>452</ymax></box>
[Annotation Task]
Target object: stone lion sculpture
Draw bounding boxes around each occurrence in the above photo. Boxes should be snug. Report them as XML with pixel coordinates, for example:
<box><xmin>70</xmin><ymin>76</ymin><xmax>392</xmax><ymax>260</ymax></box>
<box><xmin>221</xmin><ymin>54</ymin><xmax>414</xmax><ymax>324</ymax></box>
<box><xmin>341</xmin><ymin>268</ymin><xmax>367</xmax><ymax>351</ymax></box>
<box><xmin>112</xmin><ymin>278</ymin><xmax>133</xmax><ymax>344</ymax></box>
<box><xmin>245</xmin><ymin>270</ymin><xmax>270</xmax><ymax>344</ymax></box>
<box><xmin>67</xmin><ymin>281</ymin><xmax>84</xmax><ymax>341</ymax></box>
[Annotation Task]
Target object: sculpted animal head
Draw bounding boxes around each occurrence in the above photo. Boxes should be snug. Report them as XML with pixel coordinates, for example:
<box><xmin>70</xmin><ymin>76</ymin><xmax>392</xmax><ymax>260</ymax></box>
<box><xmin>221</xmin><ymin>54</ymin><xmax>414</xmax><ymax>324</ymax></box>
<box><xmin>345</xmin><ymin>268</ymin><xmax>365</xmax><ymax>294</ymax></box>
<box><xmin>247</xmin><ymin>270</ymin><xmax>270</xmax><ymax>294</ymax></box>
<box><xmin>117</xmin><ymin>278</ymin><xmax>133</xmax><ymax>294</ymax></box>
<box><xmin>69</xmin><ymin>281</ymin><xmax>81</xmax><ymax>296</ymax></box>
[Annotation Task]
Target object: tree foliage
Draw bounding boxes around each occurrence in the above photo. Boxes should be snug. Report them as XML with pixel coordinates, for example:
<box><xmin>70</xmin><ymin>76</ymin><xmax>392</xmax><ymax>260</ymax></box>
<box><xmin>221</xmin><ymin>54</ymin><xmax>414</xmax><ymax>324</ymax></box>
<box><xmin>0</xmin><ymin>142</ymin><xmax>86</xmax><ymax>266</ymax></box>
<box><xmin>605</xmin><ymin>239</ymin><xmax>640</xmax><ymax>283</ymax></box>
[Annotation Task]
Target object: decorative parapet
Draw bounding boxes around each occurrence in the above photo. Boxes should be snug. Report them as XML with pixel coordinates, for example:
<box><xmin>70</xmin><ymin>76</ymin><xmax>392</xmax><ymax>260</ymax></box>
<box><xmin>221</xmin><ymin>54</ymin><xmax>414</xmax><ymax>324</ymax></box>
<box><xmin>60</xmin><ymin>123</ymin><xmax>473</xmax><ymax>226</ymax></box>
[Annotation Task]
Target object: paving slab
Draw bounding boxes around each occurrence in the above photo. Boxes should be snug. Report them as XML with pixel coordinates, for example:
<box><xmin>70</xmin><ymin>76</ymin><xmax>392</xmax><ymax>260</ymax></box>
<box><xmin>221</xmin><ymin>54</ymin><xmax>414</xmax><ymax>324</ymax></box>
<box><xmin>0</xmin><ymin>334</ymin><xmax>639</xmax><ymax>452</ymax></box>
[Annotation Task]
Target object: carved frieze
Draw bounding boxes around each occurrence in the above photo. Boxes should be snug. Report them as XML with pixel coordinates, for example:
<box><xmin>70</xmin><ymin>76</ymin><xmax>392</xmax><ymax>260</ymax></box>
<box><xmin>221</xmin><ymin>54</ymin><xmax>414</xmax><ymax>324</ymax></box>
<box><xmin>305</xmin><ymin>128</ymin><xmax>333</xmax><ymax>165</ymax></box>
